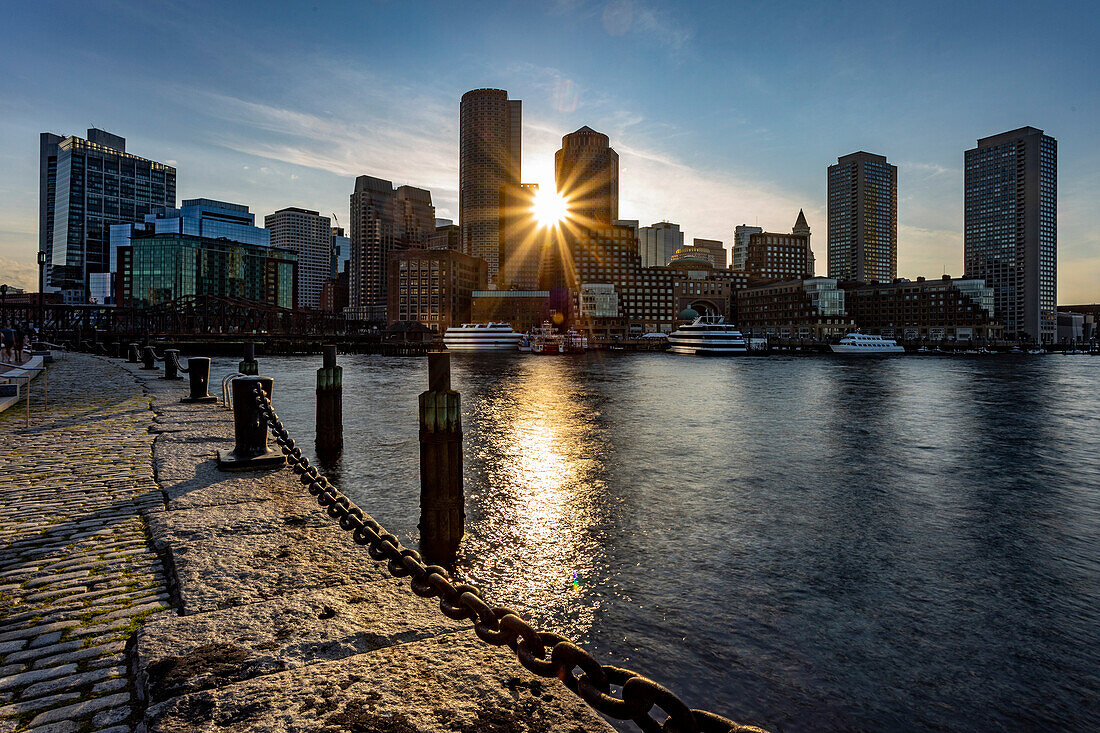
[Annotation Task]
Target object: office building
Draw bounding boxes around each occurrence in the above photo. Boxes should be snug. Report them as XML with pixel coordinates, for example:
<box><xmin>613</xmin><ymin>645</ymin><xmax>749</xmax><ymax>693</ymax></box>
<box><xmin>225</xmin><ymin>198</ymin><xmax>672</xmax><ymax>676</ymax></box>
<box><xmin>828</xmin><ymin>151</ymin><xmax>897</xmax><ymax>283</ymax></box>
<box><xmin>736</xmin><ymin>278</ymin><xmax>854</xmax><ymax>339</ymax></box>
<box><xmin>331</xmin><ymin>226</ymin><xmax>350</xmax><ymax>278</ymax></box>
<box><xmin>460</xmin><ymin>88</ymin><xmax>521</xmax><ymax>283</ymax></box>
<box><xmin>745</xmin><ymin>211</ymin><xmax>815</xmax><ymax>282</ymax></box>
<box><xmin>555</xmin><ymin>126</ymin><xmax>619</xmax><ymax>227</ymax></box>
<box><xmin>114</xmin><ymin>199</ymin><xmax>293</xmax><ymax>310</ymax></box>
<box><xmin>732</xmin><ymin>224</ymin><xmax>763</xmax><ymax>272</ymax></box>
<box><xmin>347</xmin><ymin>175</ymin><xmax>435</xmax><ymax>322</ymax></box>
<box><xmin>842</xmin><ymin>275</ymin><xmax>1000</xmax><ymax>341</ymax></box>
<box><xmin>638</xmin><ymin>222</ymin><xmax>683</xmax><ymax>268</ymax></box>
<box><xmin>964</xmin><ymin>126</ymin><xmax>1057</xmax><ymax>342</ymax></box>
<box><xmin>265</xmin><ymin>207</ymin><xmax>331</xmax><ymax>309</ymax></box>
<box><xmin>693</xmin><ymin>238</ymin><xmax>726</xmax><ymax>269</ymax></box>
<box><xmin>428</xmin><ymin>223</ymin><xmax>462</xmax><ymax>251</ymax></box>
<box><xmin>40</xmin><ymin>129</ymin><xmax>176</xmax><ymax>302</ymax></box>
<box><xmin>499</xmin><ymin>182</ymin><xmax>542</xmax><ymax>289</ymax></box>
<box><xmin>388</xmin><ymin>248</ymin><xmax>487</xmax><ymax>330</ymax></box>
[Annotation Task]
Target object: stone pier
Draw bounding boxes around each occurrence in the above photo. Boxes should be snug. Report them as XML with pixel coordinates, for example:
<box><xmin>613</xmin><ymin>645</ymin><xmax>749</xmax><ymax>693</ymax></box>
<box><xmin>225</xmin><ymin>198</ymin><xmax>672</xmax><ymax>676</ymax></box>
<box><xmin>0</xmin><ymin>353</ymin><xmax>612</xmax><ymax>732</ymax></box>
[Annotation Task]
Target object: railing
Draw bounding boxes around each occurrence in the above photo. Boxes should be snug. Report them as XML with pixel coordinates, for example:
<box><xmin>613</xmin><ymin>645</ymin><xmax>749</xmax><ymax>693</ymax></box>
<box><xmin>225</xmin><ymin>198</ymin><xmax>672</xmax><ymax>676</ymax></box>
<box><xmin>247</xmin><ymin>382</ymin><xmax>767</xmax><ymax>733</ymax></box>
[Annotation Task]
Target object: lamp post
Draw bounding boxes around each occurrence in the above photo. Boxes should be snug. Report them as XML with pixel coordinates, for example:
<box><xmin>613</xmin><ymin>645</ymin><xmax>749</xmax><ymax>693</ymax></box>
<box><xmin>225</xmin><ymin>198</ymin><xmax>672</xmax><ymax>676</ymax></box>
<box><xmin>1</xmin><ymin>284</ymin><xmax>7</xmax><ymax>328</ymax></box>
<box><xmin>37</xmin><ymin>250</ymin><xmax>47</xmax><ymax>338</ymax></box>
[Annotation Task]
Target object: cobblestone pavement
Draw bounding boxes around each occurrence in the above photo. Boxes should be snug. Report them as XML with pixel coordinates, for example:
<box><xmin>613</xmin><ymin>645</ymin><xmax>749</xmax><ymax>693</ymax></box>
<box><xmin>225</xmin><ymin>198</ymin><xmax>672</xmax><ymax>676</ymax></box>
<box><xmin>0</xmin><ymin>353</ymin><xmax>169</xmax><ymax>733</ymax></box>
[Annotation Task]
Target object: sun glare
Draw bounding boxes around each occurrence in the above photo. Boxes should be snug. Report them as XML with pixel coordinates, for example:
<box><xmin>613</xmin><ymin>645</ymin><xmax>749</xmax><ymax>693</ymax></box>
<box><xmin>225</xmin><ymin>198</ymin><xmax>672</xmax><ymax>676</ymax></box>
<box><xmin>532</xmin><ymin>188</ymin><xmax>569</xmax><ymax>227</ymax></box>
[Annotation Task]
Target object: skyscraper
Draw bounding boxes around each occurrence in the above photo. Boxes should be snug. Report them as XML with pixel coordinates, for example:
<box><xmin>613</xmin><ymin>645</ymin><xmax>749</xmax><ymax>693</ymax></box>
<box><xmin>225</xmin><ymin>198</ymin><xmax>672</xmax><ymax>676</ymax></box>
<box><xmin>459</xmin><ymin>88</ymin><xmax>521</xmax><ymax>283</ymax></box>
<box><xmin>637</xmin><ymin>222</ymin><xmax>683</xmax><ymax>267</ymax></box>
<box><xmin>499</xmin><ymin>182</ymin><xmax>542</xmax><ymax>290</ymax></box>
<box><xmin>964</xmin><ymin>126</ymin><xmax>1057</xmax><ymax>342</ymax></box>
<box><xmin>554</xmin><ymin>126</ymin><xmax>619</xmax><ymax>227</ymax></box>
<box><xmin>39</xmin><ymin>129</ymin><xmax>176</xmax><ymax>303</ymax></box>
<box><xmin>693</xmin><ymin>238</ymin><xmax>726</xmax><ymax>269</ymax></box>
<box><xmin>347</xmin><ymin>175</ymin><xmax>436</xmax><ymax>322</ymax></box>
<box><xmin>827</xmin><ymin>151</ymin><xmax>897</xmax><ymax>283</ymax></box>
<box><xmin>265</xmin><ymin>207</ymin><xmax>332</xmax><ymax>309</ymax></box>
<box><xmin>732</xmin><ymin>224</ymin><xmax>763</xmax><ymax>272</ymax></box>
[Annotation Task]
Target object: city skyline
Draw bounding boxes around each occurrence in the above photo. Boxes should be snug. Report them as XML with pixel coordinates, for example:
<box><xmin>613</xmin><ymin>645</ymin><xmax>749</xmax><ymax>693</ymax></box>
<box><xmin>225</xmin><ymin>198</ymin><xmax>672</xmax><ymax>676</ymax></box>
<box><xmin>1</xmin><ymin>1</ymin><xmax>1098</xmax><ymax>302</ymax></box>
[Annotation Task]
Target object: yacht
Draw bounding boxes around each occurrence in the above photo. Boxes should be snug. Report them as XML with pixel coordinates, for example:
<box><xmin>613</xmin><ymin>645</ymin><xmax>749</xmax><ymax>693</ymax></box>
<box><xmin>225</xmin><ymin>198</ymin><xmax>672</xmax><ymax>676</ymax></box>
<box><xmin>830</xmin><ymin>332</ymin><xmax>906</xmax><ymax>354</ymax></box>
<box><xmin>667</xmin><ymin>316</ymin><xmax>748</xmax><ymax>355</ymax></box>
<box><xmin>442</xmin><ymin>323</ymin><xmax>523</xmax><ymax>351</ymax></box>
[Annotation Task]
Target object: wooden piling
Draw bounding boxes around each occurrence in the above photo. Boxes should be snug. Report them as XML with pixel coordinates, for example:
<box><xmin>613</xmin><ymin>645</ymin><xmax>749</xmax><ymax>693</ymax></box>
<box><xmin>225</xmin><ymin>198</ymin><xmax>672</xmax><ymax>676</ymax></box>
<box><xmin>418</xmin><ymin>351</ymin><xmax>464</xmax><ymax>565</ymax></box>
<box><xmin>315</xmin><ymin>345</ymin><xmax>343</xmax><ymax>463</ymax></box>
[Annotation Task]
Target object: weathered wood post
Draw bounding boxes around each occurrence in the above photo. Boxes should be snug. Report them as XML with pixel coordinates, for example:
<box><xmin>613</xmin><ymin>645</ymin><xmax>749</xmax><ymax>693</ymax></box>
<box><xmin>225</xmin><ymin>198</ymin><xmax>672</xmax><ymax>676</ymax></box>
<box><xmin>418</xmin><ymin>351</ymin><xmax>464</xmax><ymax>565</ymax></box>
<box><xmin>239</xmin><ymin>342</ymin><xmax>259</xmax><ymax>375</ymax></box>
<box><xmin>315</xmin><ymin>345</ymin><xmax>343</xmax><ymax>463</ymax></box>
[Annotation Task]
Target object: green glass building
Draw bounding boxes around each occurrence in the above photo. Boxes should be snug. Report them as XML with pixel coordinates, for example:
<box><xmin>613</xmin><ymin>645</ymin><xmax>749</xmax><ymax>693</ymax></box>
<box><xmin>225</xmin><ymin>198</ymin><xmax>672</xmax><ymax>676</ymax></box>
<box><xmin>117</xmin><ymin>232</ymin><xmax>296</xmax><ymax>309</ymax></box>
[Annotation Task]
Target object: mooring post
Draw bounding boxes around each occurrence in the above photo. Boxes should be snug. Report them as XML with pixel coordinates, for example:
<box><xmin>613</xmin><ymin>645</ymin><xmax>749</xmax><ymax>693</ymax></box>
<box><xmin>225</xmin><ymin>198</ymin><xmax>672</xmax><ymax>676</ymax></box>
<box><xmin>418</xmin><ymin>351</ymin><xmax>464</xmax><ymax>565</ymax></box>
<box><xmin>180</xmin><ymin>357</ymin><xmax>217</xmax><ymax>403</ymax></box>
<box><xmin>127</xmin><ymin>343</ymin><xmax>140</xmax><ymax>363</ymax></box>
<box><xmin>140</xmin><ymin>346</ymin><xmax>159</xmax><ymax>370</ymax></box>
<box><xmin>216</xmin><ymin>376</ymin><xmax>285</xmax><ymax>471</ymax></box>
<box><xmin>161</xmin><ymin>349</ymin><xmax>183</xmax><ymax>380</ymax></box>
<box><xmin>315</xmin><ymin>345</ymin><xmax>343</xmax><ymax>463</ymax></box>
<box><xmin>239</xmin><ymin>342</ymin><xmax>259</xmax><ymax>375</ymax></box>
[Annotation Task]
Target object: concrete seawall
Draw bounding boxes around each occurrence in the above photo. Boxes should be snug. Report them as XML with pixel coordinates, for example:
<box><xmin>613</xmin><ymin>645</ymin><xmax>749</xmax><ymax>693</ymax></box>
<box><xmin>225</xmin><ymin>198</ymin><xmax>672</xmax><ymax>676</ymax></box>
<box><xmin>1</xmin><ymin>354</ymin><xmax>612</xmax><ymax>732</ymax></box>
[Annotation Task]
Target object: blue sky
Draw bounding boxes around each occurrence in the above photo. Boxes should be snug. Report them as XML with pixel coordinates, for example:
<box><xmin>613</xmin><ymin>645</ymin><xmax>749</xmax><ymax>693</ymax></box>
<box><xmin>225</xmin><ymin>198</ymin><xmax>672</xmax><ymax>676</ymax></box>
<box><xmin>1</xmin><ymin>0</ymin><xmax>1097</xmax><ymax>301</ymax></box>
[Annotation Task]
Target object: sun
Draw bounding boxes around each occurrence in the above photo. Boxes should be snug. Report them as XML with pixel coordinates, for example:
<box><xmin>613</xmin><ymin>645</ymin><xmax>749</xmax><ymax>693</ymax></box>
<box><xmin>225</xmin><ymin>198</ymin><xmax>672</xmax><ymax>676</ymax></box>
<box><xmin>531</xmin><ymin>188</ymin><xmax>569</xmax><ymax>228</ymax></box>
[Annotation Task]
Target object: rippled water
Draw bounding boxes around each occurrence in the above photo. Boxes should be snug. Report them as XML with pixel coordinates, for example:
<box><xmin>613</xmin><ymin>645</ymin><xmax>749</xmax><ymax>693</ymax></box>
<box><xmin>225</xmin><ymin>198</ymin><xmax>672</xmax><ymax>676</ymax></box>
<box><xmin>210</xmin><ymin>352</ymin><xmax>1100</xmax><ymax>731</ymax></box>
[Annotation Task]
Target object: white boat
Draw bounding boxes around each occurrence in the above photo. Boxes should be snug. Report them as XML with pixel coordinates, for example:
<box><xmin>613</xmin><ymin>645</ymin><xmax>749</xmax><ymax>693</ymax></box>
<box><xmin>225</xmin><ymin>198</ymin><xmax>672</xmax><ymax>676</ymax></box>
<box><xmin>831</xmin><ymin>333</ymin><xmax>906</xmax><ymax>354</ymax></box>
<box><xmin>442</xmin><ymin>323</ymin><xmax>523</xmax><ymax>351</ymax></box>
<box><xmin>668</xmin><ymin>316</ymin><xmax>748</xmax><ymax>355</ymax></box>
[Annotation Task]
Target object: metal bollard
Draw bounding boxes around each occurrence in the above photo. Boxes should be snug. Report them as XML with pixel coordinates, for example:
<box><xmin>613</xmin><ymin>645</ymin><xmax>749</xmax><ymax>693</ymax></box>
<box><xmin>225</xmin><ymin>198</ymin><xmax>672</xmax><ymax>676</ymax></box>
<box><xmin>140</xmin><ymin>346</ymin><xmax>159</xmax><ymax>370</ymax></box>
<box><xmin>418</xmin><ymin>351</ymin><xmax>464</xmax><ymax>565</ymax></box>
<box><xmin>161</xmin><ymin>349</ymin><xmax>183</xmax><ymax>380</ymax></box>
<box><xmin>180</xmin><ymin>357</ymin><xmax>217</xmax><ymax>403</ymax></box>
<box><xmin>239</xmin><ymin>342</ymin><xmax>258</xmax><ymax>375</ymax></box>
<box><xmin>127</xmin><ymin>343</ymin><xmax>140</xmax><ymax>363</ymax></box>
<box><xmin>109</xmin><ymin>342</ymin><xmax>121</xmax><ymax>358</ymax></box>
<box><xmin>216</xmin><ymin>376</ymin><xmax>285</xmax><ymax>471</ymax></box>
<box><xmin>315</xmin><ymin>345</ymin><xmax>343</xmax><ymax>463</ymax></box>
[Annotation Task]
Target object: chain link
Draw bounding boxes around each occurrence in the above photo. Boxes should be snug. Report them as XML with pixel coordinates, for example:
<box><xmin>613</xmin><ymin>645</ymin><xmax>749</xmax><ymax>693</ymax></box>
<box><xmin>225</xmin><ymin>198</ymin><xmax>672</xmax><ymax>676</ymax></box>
<box><xmin>250</xmin><ymin>384</ymin><xmax>767</xmax><ymax>733</ymax></box>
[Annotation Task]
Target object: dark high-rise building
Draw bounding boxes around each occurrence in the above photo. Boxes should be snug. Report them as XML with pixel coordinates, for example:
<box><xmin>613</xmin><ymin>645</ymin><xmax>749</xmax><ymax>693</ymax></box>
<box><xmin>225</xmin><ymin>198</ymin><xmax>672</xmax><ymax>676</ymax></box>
<box><xmin>460</xmin><ymin>88</ymin><xmax>521</xmax><ymax>284</ymax></box>
<box><xmin>388</xmin><ymin>248</ymin><xmax>487</xmax><ymax>330</ymax></box>
<box><xmin>964</xmin><ymin>126</ymin><xmax>1057</xmax><ymax>342</ymax></box>
<box><xmin>39</xmin><ymin>129</ymin><xmax>176</xmax><ymax>303</ymax></box>
<box><xmin>555</xmin><ymin>126</ymin><xmax>619</xmax><ymax>228</ymax></box>
<box><xmin>347</xmin><ymin>175</ymin><xmax>435</xmax><ymax>321</ymax></box>
<box><xmin>828</xmin><ymin>151</ymin><xmax>897</xmax><ymax>284</ymax></box>
<box><xmin>499</xmin><ymin>182</ymin><xmax>542</xmax><ymax>290</ymax></box>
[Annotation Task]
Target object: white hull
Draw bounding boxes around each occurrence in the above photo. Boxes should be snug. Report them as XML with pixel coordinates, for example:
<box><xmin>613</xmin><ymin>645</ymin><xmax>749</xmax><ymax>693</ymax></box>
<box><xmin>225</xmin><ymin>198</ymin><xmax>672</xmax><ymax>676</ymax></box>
<box><xmin>668</xmin><ymin>342</ymin><xmax>748</xmax><ymax>355</ymax></box>
<box><xmin>830</xmin><ymin>344</ymin><xmax>906</xmax><ymax>354</ymax></box>
<box><xmin>443</xmin><ymin>341</ymin><xmax>522</xmax><ymax>351</ymax></box>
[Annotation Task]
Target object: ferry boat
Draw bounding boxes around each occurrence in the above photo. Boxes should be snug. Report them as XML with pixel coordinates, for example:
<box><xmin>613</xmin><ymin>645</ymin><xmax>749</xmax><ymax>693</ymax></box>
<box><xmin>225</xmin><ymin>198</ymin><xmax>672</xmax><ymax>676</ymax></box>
<box><xmin>667</xmin><ymin>316</ymin><xmax>749</xmax><ymax>355</ymax></box>
<box><xmin>830</xmin><ymin>332</ymin><xmax>906</xmax><ymax>354</ymax></box>
<box><xmin>442</xmin><ymin>323</ymin><xmax>523</xmax><ymax>351</ymax></box>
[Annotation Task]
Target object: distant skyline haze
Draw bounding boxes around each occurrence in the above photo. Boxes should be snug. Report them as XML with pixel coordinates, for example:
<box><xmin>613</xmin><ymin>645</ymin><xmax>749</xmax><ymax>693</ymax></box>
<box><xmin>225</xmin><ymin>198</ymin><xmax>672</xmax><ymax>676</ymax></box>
<box><xmin>1</xmin><ymin>0</ymin><xmax>1097</xmax><ymax>302</ymax></box>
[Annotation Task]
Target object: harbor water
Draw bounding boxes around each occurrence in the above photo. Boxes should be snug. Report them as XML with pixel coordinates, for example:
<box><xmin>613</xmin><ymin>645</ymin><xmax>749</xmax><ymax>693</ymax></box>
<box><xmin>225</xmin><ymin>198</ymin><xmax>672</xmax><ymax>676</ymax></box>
<box><xmin>210</xmin><ymin>352</ymin><xmax>1100</xmax><ymax>731</ymax></box>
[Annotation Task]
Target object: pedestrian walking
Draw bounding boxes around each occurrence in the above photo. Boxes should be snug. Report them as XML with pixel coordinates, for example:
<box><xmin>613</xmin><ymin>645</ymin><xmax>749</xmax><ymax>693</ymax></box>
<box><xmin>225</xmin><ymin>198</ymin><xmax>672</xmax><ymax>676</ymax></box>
<box><xmin>13</xmin><ymin>324</ymin><xmax>25</xmax><ymax>363</ymax></box>
<box><xmin>0</xmin><ymin>324</ymin><xmax>14</xmax><ymax>363</ymax></box>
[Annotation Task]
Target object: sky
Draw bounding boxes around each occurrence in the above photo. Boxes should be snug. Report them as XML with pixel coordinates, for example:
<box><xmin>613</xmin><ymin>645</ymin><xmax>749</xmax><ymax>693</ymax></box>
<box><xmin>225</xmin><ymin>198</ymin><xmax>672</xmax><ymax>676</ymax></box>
<box><xmin>1</xmin><ymin>0</ymin><xmax>1097</xmax><ymax>302</ymax></box>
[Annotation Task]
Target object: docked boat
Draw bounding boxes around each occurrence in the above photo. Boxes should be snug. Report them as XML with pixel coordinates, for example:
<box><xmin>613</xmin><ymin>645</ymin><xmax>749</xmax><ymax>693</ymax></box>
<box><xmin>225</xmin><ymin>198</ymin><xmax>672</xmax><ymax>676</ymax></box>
<box><xmin>442</xmin><ymin>323</ymin><xmax>523</xmax><ymax>351</ymax></box>
<box><xmin>667</xmin><ymin>316</ymin><xmax>748</xmax><ymax>355</ymax></box>
<box><xmin>830</xmin><ymin>332</ymin><xmax>906</xmax><ymax>354</ymax></box>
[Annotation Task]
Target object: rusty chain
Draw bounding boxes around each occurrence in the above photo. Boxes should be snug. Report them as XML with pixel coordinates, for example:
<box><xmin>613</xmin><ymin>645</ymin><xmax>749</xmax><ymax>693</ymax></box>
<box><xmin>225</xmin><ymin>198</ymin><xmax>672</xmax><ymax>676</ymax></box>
<box><xmin>250</xmin><ymin>384</ymin><xmax>768</xmax><ymax>733</ymax></box>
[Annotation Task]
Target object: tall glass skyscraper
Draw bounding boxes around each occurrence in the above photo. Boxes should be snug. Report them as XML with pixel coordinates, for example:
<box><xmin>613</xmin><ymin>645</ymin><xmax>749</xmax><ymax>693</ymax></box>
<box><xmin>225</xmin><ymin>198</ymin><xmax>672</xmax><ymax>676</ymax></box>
<box><xmin>827</xmin><ymin>151</ymin><xmax>897</xmax><ymax>284</ymax></box>
<box><xmin>39</xmin><ymin>129</ymin><xmax>176</xmax><ymax>303</ymax></box>
<box><xmin>964</xmin><ymin>127</ymin><xmax>1057</xmax><ymax>342</ymax></box>
<box><xmin>459</xmin><ymin>88</ymin><xmax>521</xmax><ymax>284</ymax></box>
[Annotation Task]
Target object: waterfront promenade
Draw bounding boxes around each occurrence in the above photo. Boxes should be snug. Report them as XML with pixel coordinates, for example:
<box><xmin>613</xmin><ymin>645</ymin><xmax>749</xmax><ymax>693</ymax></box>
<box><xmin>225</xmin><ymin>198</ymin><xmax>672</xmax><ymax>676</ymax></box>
<box><xmin>0</xmin><ymin>354</ymin><xmax>611</xmax><ymax>732</ymax></box>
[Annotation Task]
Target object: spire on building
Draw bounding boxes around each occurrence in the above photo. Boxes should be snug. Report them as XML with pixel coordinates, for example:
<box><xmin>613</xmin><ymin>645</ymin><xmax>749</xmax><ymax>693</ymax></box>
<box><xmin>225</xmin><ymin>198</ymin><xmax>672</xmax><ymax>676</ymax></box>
<box><xmin>793</xmin><ymin>209</ymin><xmax>810</xmax><ymax>235</ymax></box>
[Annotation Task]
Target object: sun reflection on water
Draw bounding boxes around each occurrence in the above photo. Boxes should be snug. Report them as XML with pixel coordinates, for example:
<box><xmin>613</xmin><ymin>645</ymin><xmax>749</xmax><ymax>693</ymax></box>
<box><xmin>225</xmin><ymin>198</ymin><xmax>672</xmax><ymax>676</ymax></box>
<box><xmin>456</xmin><ymin>358</ymin><xmax>610</xmax><ymax>637</ymax></box>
